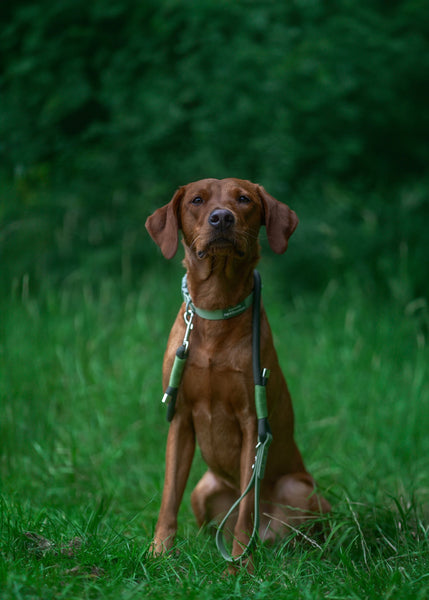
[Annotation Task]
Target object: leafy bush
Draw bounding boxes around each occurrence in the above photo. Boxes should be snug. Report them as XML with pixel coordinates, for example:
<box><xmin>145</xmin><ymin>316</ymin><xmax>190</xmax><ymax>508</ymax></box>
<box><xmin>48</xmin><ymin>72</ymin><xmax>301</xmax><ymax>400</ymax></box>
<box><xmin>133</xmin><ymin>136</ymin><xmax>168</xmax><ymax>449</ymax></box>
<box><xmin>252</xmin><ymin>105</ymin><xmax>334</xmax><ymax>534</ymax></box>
<box><xmin>1</xmin><ymin>0</ymin><xmax>428</xmax><ymax>296</ymax></box>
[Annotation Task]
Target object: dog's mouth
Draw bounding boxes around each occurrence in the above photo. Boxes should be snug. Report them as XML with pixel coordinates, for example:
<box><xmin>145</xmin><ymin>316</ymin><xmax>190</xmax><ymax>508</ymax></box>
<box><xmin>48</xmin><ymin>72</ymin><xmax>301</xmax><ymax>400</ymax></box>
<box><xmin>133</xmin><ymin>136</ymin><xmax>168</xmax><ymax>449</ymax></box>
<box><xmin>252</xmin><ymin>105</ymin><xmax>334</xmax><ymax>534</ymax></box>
<box><xmin>197</xmin><ymin>236</ymin><xmax>245</xmax><ymax>259</ymax></box>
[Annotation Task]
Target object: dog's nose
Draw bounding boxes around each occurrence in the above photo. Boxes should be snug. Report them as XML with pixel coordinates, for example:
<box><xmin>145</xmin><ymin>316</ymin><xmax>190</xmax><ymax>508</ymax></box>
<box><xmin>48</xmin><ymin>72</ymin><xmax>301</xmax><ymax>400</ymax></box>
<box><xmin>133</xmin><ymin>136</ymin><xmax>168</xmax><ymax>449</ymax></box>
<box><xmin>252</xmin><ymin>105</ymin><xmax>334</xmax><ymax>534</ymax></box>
<box><xmin>208</xmin><ymin>209</ymin><xmax>235</xmax><ymax>231</ymax></box>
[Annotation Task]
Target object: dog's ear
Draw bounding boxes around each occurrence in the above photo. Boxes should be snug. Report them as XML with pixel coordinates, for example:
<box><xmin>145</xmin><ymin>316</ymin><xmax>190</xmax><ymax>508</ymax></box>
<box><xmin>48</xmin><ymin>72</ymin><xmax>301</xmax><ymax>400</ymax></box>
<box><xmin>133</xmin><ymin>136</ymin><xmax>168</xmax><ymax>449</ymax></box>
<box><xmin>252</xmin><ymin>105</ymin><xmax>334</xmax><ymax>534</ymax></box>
<box><xmin>145</xmin><ymin>187</ymin><xmax>185</xmax><ymax>259</ymax></box>
<box><xmin>258</xmin><ymin>185</ymin><xmax>299</xmax><ymax>254</ymax></box>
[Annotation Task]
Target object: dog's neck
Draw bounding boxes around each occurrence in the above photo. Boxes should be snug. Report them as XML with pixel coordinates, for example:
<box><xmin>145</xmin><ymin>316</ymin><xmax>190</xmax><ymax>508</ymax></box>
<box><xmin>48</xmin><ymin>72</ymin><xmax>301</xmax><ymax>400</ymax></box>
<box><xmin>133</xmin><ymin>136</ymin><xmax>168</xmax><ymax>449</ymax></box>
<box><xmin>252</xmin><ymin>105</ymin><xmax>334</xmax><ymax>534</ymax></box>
<box><xmin>183</xmin><ymin>245</ymin><xmax>259</xmax><ymax>312</ymax></box>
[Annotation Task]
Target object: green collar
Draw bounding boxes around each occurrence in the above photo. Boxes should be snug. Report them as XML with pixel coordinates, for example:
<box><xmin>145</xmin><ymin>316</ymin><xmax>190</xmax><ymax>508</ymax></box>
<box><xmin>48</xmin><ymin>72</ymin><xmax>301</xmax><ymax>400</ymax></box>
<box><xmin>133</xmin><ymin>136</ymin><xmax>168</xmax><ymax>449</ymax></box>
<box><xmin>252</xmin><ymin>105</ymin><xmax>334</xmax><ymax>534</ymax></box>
<box><xmin>181</xmin><ymin>274</ymin><xmax>254</xmax><ymax>320</ymax></box>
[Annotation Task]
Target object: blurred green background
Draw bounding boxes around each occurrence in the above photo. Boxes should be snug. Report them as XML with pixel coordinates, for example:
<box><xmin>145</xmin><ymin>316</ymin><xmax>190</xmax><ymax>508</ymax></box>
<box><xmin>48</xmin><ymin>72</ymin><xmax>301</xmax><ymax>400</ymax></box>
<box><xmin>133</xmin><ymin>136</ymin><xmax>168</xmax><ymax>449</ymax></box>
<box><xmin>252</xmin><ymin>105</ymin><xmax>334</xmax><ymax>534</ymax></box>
<box><xmin>1</xmin><ymin>0</ymin><xmax>428</xmax><ymax>300</ymax></box>
<box><xmin>1</xmin><ymin>5</ymin><xmax>429</xmax><ymax>596</ymax></box>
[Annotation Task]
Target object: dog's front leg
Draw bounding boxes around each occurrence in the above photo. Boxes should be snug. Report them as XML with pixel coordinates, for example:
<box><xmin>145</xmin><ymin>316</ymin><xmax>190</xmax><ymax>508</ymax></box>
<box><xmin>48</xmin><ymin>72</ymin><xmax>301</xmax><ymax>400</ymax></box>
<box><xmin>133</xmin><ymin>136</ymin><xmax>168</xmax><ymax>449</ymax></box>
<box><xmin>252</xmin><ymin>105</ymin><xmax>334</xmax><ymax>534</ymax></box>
<box><xmin>151</xmin><ymin>413</ymin><xmax>195</xmax><ymax>554</ymax></box>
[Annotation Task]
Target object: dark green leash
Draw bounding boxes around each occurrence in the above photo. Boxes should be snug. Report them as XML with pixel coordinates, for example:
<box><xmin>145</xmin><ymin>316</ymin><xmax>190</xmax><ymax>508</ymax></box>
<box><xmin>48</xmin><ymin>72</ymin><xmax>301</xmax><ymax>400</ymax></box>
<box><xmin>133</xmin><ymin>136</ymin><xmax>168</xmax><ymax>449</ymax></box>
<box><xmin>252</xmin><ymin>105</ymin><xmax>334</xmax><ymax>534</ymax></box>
<box><xmin>215</xmin><ymin>270</ymin><xmax>273</xmax><ymax>564</ymax></box>
<box><xmin>161</xmin><ymin>270</ymin><xmax>272</xmax><ymax>563</ymax></box>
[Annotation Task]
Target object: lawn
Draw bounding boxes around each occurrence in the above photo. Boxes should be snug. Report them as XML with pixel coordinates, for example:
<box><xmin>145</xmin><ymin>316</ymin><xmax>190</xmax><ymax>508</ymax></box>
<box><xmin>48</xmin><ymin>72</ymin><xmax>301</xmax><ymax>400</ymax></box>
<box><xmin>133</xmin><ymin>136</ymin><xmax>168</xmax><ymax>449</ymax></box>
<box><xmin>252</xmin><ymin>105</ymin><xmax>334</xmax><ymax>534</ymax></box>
<box><xmin>1</xmin><ymin>264</ymin><xmax>428</xmax><ymax>599</ymax></box>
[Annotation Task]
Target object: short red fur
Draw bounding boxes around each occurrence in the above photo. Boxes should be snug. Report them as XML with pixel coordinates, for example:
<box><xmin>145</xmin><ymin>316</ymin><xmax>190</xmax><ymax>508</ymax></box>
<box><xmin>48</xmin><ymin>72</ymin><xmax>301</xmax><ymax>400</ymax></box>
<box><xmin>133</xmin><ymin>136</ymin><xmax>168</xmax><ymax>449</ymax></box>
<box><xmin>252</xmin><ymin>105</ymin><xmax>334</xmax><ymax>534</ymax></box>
<box><xmin>146</xmin><ymin>178</ymin><xmax>330</xmax><ymax>567</ymax></box>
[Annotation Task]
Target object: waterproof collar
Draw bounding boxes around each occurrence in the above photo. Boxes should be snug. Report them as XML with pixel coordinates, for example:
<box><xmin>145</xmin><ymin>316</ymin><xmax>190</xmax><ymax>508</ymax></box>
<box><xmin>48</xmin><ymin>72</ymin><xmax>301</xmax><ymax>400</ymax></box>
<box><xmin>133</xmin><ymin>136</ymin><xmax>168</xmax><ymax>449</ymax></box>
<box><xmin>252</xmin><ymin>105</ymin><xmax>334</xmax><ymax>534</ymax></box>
<box><xmin>181</xmin><ymin>274</ymin><xmax>254</xmax><ymax>320</ymax></box>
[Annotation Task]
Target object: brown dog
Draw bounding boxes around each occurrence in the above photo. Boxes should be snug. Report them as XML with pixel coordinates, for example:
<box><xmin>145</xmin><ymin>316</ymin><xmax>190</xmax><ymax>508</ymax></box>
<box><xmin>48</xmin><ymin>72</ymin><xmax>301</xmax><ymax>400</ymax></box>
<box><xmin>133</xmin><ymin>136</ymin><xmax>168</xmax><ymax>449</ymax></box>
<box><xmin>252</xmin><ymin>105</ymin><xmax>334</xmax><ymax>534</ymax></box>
<box><xmin>145</xmin><ymin>178</ymin><xmax>330</xmax><ymax>562</ymax></box>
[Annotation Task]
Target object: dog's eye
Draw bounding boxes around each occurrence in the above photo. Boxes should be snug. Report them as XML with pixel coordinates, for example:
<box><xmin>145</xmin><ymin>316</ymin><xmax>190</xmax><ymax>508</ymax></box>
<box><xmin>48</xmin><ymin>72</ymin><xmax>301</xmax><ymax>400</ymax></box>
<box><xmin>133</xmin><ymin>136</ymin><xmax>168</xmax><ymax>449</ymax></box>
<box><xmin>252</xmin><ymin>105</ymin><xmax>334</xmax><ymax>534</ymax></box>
<box><xmin>191</xmin><ymin>196</ymin><xmax>203</xmax><ymax>205</ymax></box>
<box><xmin>238</xmin><ymin>195</ymin><xmax>251</xmax><ymax>204</ymax></box>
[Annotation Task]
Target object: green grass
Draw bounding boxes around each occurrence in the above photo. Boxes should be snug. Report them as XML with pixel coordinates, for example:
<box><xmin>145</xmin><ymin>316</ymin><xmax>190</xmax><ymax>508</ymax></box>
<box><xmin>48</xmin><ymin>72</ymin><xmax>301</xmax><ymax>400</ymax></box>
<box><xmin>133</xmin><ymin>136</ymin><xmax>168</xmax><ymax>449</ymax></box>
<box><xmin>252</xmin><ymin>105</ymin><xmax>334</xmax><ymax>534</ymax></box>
<box><xmin>1</xmin><ymin>266</ymin><xmax>428</xmax><ymax>599</ymax></box>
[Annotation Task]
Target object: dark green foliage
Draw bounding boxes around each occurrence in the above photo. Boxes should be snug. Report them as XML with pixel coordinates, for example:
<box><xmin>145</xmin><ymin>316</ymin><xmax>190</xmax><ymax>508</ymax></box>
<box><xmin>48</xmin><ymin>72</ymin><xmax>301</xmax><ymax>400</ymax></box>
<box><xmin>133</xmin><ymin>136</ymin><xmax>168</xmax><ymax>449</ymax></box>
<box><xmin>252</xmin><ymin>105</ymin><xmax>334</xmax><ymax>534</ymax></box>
<box><xmin>1</xmin><ymin>0</ymin><xmax>428</xmax><ymax>296</ymax></box>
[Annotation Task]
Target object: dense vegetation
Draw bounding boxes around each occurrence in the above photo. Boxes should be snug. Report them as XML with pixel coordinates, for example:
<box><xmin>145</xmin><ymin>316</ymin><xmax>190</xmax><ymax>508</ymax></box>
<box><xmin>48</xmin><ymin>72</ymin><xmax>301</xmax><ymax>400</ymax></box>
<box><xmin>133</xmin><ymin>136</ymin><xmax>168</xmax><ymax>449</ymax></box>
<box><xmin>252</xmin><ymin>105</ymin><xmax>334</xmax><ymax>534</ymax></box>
<box><xmin>1</xmin><ymin>2</ymin><xmax>428</xmax><ymax>598</ymax></box>
<box><xmin>1</xmin><ymin>0</ymin><xmax>428</xmax><ymax>297</ymax></box>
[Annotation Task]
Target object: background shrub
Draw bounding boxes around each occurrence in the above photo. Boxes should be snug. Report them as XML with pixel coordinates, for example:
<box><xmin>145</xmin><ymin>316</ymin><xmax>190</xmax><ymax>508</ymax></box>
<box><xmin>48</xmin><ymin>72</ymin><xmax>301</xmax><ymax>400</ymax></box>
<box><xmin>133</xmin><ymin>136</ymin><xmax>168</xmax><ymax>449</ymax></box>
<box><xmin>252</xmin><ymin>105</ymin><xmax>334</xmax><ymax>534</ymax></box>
<box><xmin>1</xmin><ymin>0</ymin><xmax>428</xmax><ymax>297</ymax></box>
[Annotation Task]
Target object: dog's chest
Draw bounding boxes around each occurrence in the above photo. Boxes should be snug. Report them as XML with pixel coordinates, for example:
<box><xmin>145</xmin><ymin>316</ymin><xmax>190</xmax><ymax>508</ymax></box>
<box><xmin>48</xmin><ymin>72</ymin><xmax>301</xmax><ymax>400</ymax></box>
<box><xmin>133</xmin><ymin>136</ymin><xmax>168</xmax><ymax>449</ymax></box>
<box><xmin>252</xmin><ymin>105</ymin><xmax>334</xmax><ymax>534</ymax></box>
<box><xmin>182</xmin><ymin>353</ymin><xmax>253</xmax><ymax>408</ymax></box>
<box><xmin>180</xmin><ymin>355</ymin><xmax>256</xmax><ymax>478</ymax></box>
<box><xmin>184</xmin><ymin>366</ymin><xmax>252</xmax><ymax>480</ymax></box>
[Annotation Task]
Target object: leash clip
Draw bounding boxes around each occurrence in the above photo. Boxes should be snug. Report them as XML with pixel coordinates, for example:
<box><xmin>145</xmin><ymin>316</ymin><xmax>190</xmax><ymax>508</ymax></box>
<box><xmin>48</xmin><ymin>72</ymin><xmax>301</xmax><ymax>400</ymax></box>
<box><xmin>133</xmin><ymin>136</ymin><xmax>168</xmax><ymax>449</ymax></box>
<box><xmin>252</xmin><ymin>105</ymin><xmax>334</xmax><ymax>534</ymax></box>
<box><xmin>182</xmin><ymin>303</ymin><xmax>195</xmax><ymax>353</ymax></box>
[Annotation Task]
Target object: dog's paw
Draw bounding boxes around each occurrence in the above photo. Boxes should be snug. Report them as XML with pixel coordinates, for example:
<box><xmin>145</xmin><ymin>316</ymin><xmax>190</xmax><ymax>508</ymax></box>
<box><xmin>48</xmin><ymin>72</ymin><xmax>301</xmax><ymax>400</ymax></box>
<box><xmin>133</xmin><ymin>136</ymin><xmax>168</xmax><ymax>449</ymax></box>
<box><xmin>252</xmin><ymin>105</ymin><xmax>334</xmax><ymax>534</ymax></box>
<box><xmin>149</xmin><ymin>537</ymin><xmax>172</xmax><ymax>556</ymax></box>
<box><xmin>221</xmin><ymin>555</ymin><xmax>254</xmax><ymax>577</ymax></box>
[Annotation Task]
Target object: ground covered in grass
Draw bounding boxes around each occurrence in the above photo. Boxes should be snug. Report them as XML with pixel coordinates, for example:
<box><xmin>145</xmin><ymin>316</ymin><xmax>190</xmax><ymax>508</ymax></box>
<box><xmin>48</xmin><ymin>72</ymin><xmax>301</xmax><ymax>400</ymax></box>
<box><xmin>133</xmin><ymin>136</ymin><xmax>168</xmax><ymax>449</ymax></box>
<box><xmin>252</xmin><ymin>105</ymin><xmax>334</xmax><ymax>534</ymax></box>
<box><xmin>1</xmin><ymin>268</ymin><xmax>428</xmax><ymax>599</ymax></box>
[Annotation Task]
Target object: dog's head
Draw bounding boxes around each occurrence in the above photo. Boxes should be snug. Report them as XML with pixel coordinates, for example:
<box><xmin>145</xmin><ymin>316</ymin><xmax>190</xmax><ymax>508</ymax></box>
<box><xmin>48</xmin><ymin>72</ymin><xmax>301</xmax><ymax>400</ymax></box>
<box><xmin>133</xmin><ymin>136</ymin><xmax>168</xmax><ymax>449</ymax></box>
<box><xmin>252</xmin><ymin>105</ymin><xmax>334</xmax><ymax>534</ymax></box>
<box><xmin>145</xmin><ymin>178</ymin><xmax>298</xmax><ymax>260</ymax></box>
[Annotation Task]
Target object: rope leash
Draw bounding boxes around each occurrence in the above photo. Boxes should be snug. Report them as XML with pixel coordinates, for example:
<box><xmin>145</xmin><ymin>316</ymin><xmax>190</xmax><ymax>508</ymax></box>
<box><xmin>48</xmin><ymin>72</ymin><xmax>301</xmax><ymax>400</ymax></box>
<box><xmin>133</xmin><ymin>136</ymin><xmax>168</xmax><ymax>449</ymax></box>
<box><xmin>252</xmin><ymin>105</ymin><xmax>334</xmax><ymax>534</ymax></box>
<box><xmin>215</xmin><ymin>270</ymin><xmax>272</xmax><ymax>564</ymax></box>
<box><xmin>215</xmin><ymin>406</ymin><xmax>272</xmax><ymax>563</ymax></box>
<box><xmin>161</xmin><ymin>270</ymin><xmax>272</xmax><ymax>563</ymax></box>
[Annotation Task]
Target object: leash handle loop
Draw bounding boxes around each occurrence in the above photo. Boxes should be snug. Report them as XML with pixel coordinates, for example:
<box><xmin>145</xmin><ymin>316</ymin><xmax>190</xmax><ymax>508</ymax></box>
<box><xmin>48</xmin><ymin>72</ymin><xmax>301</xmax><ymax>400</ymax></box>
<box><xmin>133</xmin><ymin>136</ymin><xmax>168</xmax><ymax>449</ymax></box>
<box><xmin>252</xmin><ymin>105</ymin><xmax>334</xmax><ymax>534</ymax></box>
<box><xmin>215</xmin><ymin>432</ymin><xmax>272</xmax><ymax>564</ymax></box>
